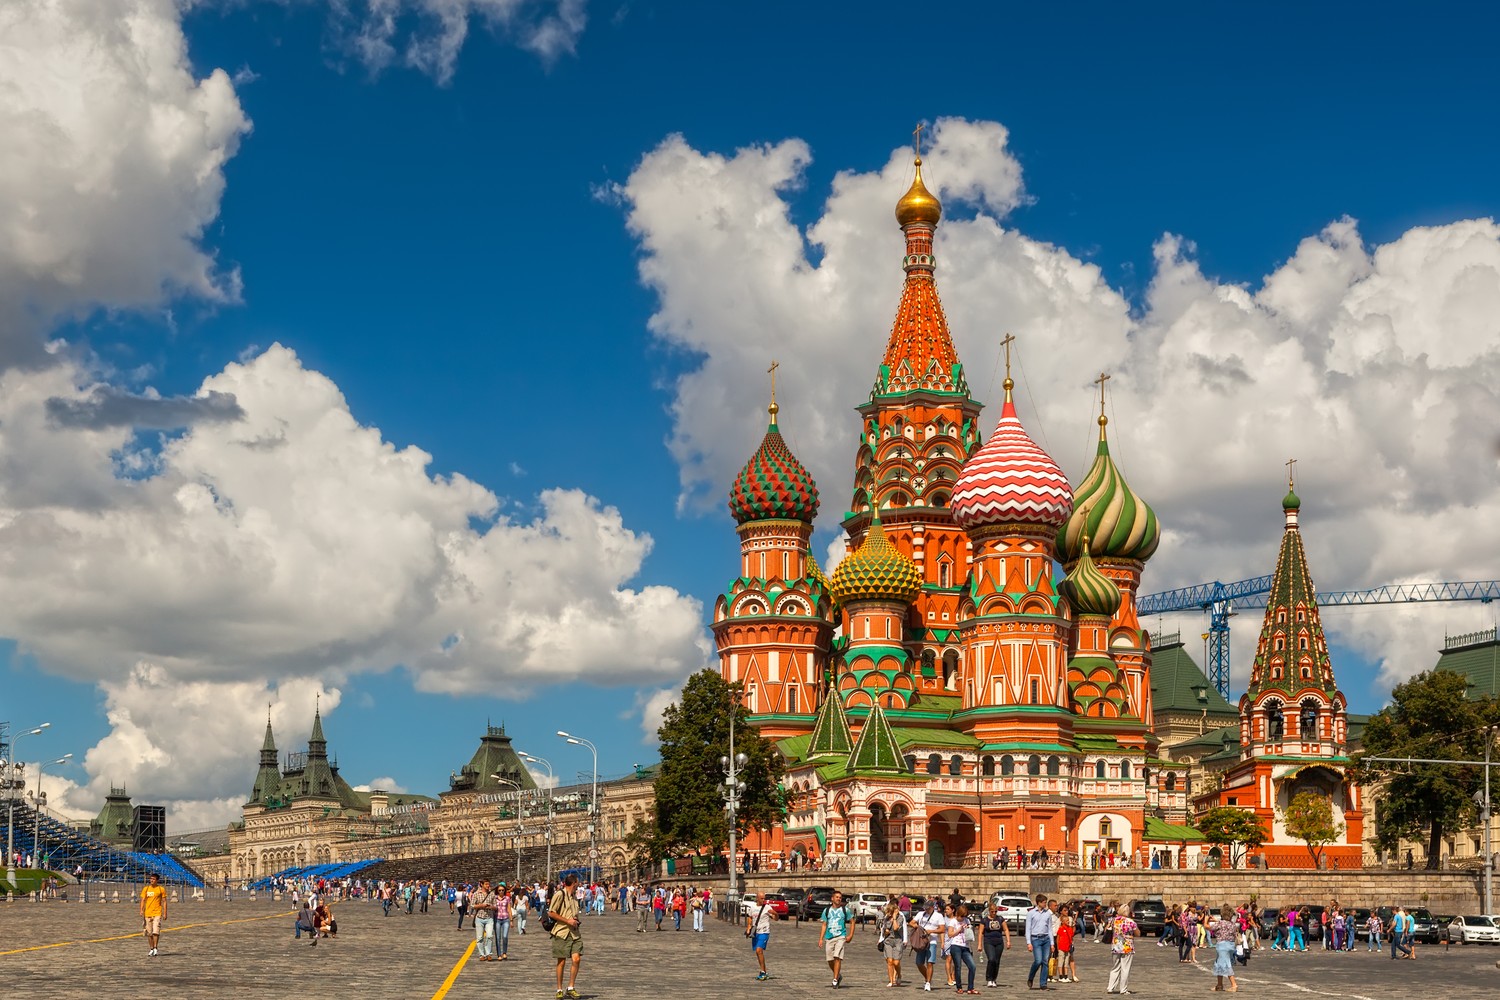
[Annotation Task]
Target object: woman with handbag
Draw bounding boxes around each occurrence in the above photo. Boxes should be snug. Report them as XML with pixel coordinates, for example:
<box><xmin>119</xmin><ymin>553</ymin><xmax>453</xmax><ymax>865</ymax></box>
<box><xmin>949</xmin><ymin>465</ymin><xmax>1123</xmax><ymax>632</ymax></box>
<box><xmin>879</xmin><ymin>901</ymin><xmax>908</xmax><ymax>987</ymax></box>
<box><xmin>980</xmin><ymin>901</ymin><xmax>1010</xmax><ymax>988</ymax></box>
<box><xmin>946</xmin><ymin>904</ymin><xmax>977</xmax><ymax>994</ymax></box>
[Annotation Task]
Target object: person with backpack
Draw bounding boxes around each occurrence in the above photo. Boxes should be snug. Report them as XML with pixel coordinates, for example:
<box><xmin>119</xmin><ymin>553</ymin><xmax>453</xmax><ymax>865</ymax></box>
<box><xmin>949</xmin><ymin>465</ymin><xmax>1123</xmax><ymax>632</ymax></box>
<box><xmin>549</xmin><ymin>873</ymin><xmax>584</xmax><ymax>1000</ymax></box>
<box><xmin>821</xmin><ymin>890</ymin><xmax>856</xmax><ymax>988</ymax></box>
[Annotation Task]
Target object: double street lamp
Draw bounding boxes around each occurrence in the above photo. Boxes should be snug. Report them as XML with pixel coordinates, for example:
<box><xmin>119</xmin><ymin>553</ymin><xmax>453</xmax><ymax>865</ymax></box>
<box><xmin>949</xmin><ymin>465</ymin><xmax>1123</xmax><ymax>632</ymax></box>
<box><xmin>491</xmin><ymin>774</ymin><xmax>526</xmax><ymax>885</ymax></box>
<box><xmin>5</xmin><ymin>722</ymin><xmax>50</xmax><ymax>890</ymax></box>
<box><xmin>31</xmin><ymin>754</ymin><xmax>73</xmax><ymax>864</ymax></box>
<box><xmin>557</xmin><ymin>731</ymin><xmax>598</xmax><ymax>883</ymax></box>
<box><xmin>518</xmin><ymin>752</ymin><xmax>555</xmax><ymax>881</ymax></box>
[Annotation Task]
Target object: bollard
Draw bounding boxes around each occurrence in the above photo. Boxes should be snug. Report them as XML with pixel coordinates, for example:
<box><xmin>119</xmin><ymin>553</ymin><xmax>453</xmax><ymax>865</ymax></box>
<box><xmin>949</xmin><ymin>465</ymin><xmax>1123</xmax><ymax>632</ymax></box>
<box><xmin>112</xmin><ymin>890</ymin><xmax>120</xmax><ymax>903</ymax></box>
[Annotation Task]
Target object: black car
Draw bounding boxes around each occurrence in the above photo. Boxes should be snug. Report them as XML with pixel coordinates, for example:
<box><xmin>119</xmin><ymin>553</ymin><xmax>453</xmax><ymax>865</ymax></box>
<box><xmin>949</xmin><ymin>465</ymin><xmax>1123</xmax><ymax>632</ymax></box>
<box><xmin>778</xmin><ymin>887</ymin><xmax>807</xmax><ymax>917</ymax></box>
<box><xmin>1065</xmin><ymin>899</ymin><xmax>1102</xmax><ymax>935</ymax></box>
<box><xmin>1348</xmin><ymin>908</ymin><xmax>1373</xmax><ymax>939</ymax></box>
<box><xmin>1409</xmin><ymin>908</ymin><xmax>1440</xmax><ymax>944</ymax></box>
<box><xmin>1290</xmin><ymin>903</ymin><xmax>1326</xmax><ymax>941</ymax></box>
<box><xmin>801</xmin><ymin>886</ymin><xmax>837</xmax><ymax>921</ymax></box>
<box><xmin>1256</xmin><ymin>907</ymin><xmax>1281</xmax><ymax>940</ymax></box>
<box><xmin>1128</xmin><ymin>899</ymin><xmax>1168</xmax><ymax>937</ymax></box>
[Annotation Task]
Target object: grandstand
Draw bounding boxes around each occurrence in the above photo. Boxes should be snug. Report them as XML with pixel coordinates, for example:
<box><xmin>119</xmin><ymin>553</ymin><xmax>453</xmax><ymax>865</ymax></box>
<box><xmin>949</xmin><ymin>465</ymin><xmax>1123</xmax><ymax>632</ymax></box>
<box><xmin>247</xmin><ymin>859</ymin><xmax>381</xmax><ymax>891</ymax></box>
<box><xmin>0</xmin><ymin>800</ymin><xmax>204</xmax><ymax>888</ymax></box>
<box><xmin>355</xmin><ymin>841</ymin><xmax>589</xmax><ymax>888</ymax></box>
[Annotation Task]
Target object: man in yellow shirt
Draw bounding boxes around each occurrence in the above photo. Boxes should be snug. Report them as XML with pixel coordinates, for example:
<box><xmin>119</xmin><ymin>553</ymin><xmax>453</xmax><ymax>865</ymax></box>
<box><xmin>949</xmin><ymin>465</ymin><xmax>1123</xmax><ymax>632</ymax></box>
<box><xmin>140</xmin><ymin>874</ymin><xmax>168</xmax><ymax>957</ymax></box>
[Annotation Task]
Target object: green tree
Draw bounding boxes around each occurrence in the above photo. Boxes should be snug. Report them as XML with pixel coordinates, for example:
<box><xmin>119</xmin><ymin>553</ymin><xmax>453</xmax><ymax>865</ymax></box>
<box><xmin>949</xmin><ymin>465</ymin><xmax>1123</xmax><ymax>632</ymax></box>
<box><xmin>1282</xmin><ymin>790</ymin><xmax>1343</xmax><ymax>866</ymax></box>
<box><xmin>1195</xmin><ymin>806</ymin><xmax>1268</xmax><ymax>867</ymax></box>
<box><xmin>648</xmin><ymin>669</ymin><xmax>786</xmax><ymax>860</ymax></box>
<box><xmin>1357</xmin><ymin>669</ymin><xmax>1499</xmax><ymax>869</ymax></box>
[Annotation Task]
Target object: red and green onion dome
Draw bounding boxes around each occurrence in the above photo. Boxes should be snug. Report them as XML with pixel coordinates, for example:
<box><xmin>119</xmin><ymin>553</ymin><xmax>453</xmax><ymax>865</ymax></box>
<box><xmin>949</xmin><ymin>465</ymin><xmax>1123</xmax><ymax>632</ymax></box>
<box><xmin>728</xmin><ymin>403</ymin><xmax>820</xmax><ymax>525</ymax></box>
<box><xmin>951</xmin><ymin>380</ymin><xmax>1074</xmax><ymax>531</ymax></box>
<box><xmin>1058</xmin><ymin>414</ymin><xmax>1159</xmax><ymax>563</ymax></box>
<box><xmin>1059</xmin><ymin>541</ymin><xmax>1121</xmax><ymax>618</ymax></box>
<box><xmin>830</xmin><ymin>514</ymin><xmax>922</xmax><ymax>607</ymax></box>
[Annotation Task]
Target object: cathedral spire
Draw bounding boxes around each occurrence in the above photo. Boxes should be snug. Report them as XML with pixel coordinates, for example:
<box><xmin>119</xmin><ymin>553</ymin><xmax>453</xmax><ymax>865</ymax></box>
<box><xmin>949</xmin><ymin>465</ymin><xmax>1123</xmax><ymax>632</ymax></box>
<box><xmin>309</xmin><ymin>697</ymin><xmax>327</xmax><ymax>759</ymax></box>
<box><xmin>876</xmin><ymin>125</ymin><xmax>966</xmax><ymax>398</ymax></box>
<box><xmin>1246</xmin><ymin>479</ymin><xmax>1337</xmax><ymax>696</ymax></box>
<box><xmin>846</xmin><ymin>700</ymin><xmax>906</xmax><ymax>774</ymax></box>
<box><xmin>806</xmin><ymin>685</ymin><xmax>854</xmax><ymax>761</ymax></box>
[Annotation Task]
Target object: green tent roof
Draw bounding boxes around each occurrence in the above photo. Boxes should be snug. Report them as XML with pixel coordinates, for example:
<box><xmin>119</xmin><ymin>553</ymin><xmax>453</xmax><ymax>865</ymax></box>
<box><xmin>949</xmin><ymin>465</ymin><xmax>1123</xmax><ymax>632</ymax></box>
<box><xmin>1144</xmin><ymin>816</ymin><xmax>1204</xmax><ymax>841</ymax></box>
<box><xmin>1149</xmin><ymin>638</ymin><xmax>1238</xmax><ymax>716</ymax></box>
<box><xmin>847</xmin><ymin>702</ymin><xmax>907</xmax><ymax>774</ymax></box>
<box><xmin>807</xmin><ymin>692</ymin><xmax>855</xmax><ymax>760</ymax></box>
<box><xmin>1433</xmin><ymin>637</ymin><xmax>1500</xmax><ymax>699</ymax></box>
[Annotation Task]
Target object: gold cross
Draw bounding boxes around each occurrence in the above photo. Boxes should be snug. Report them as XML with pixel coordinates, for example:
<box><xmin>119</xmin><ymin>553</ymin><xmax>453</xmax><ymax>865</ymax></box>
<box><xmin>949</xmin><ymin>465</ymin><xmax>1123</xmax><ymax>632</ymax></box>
<box><xmin>1000</xmin><ymin>332</ymin><xmax>1016</xmax><ymax>381</ymax></box>
<box><xmin>913</xmin><ymin>122</ymin><xmax>925</xmax><ymax>158</ymax></box>
<box><xmin>1286</xmin><ymin>457</ymin><xmax>1297</xmax><ymax>488</ymax></box>
<box><xmin>1094</xmin><ymin>372</ymin><xmax>1111</xmax><ymax>417</ymax></box>
<box><xmin>767</xmin><ymin>359</ymin><xmax>779</xmax><ymax>404</ymax></box>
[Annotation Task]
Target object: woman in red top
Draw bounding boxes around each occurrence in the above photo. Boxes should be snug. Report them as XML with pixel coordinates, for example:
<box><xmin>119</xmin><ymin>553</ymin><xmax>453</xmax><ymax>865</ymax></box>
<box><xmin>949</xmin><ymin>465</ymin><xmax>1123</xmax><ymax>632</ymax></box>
<box><xmin>672</xmin><ymin>890</ymin><xmax>688</xmax><ymax>930</ymax></box>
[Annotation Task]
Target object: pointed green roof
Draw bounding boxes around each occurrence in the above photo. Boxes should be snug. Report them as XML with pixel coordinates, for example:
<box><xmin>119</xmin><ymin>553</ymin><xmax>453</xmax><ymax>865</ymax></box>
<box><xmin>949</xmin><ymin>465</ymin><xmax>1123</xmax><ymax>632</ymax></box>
<box><xmin>846</xmin><ymin>701</ymin><xmax>906</xmax><ymax>774</ymax></box>
<box><xmin>261</xmin><ymin>714</ymin><xmax>277</xmax><ymax>754</ymax></box>
<box><xmin>447</xmin><ymin>724</ymin><xmax>538</xmax><ymax>793</ymax></box>
<box><xmin>309</xmin><ymin>705</ymin><xmax>327</xmax><ymax>748</ymax></box>
<box><xmin>1246</xmin><ymin>486</ymin><xmax>1339</xmax><ymax>697</ymax></box>
<box><xmin>1149</xmin><ymin>638</ymin><xmax>1237</xmax><ymax>716</ymax></box>
<box><xmin>806</xmin><ymin>690</ymin><xmax>854</xmax><ymax>760</ymax></box>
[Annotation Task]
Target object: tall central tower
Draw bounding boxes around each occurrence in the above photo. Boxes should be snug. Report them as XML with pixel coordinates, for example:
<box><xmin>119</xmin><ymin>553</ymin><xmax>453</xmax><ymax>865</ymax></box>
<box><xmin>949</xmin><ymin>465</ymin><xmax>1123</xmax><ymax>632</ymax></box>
<box><xmin>841</xmin><ymin>148</ymin><xmax>983</xmax><ymax>697</ymax></box>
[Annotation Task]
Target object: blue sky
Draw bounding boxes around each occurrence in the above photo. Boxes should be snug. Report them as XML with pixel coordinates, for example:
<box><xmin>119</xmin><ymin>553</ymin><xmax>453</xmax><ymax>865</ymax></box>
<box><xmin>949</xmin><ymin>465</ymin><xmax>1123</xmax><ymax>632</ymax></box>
<box><xmin>3</xmin><ymin>1</ymin><xmax>1498</xmax><ymax>826</ymax></box>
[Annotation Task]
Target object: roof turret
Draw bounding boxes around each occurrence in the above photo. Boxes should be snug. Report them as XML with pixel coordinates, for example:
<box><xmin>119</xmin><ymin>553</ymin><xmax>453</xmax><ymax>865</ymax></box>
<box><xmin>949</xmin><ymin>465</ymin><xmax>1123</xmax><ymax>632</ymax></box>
<box><xmin>951</xmin><ymin>366</ymin><xmax>1073</xmax><ymax>532</ymax></box>
<box><xmin>1059</xmin><ymin>406</ymin><xmax>1159</xmax><ymax>563</ymax></box>
<box><xmin>1246</xmin><ymin>476</ymin><xmax>1339</xmax><ymax>697</ymax></box>
<box><xmin>728</xmin><ymin>397</ymin><xmax>820</xmax><ymax>525</ymax></box>
<box><xmin>830</xmin><ymin>513</ymin><xmax>922</xmax><ymax>607</ymax></box>
<box><xmin>806</xmin><ymin>689</ymin><xmax>854</xmax><ymax>760</ymax></box>
<box><xmin>1059</xmin><ymin>539</ymin><xmax>1122</xmax><ymax>618</ymax></box>
<box><xmin>846</xmin><ymin>701</ymin><xmax>906</xmax><ymax>774</ymax></box>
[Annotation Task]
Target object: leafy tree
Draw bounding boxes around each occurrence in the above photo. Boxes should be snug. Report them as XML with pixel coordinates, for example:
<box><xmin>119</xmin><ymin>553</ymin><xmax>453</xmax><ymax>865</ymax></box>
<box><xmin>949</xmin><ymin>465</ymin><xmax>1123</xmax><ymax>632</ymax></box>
<box><xmin>1357</xmin><ymin>669</ymin><xmax>1500</xmax><ymax>869</ymax></box>
<box><xmin>1282</xmin><ymin>790</ymin><xmax>1343</xmax><ymax>866</ymax></box>
<box><xmin>1195</xmin><ymin>806</ymin><xmax>1267</xmax><ymax>867</ymax></box>
<box><xmin>647</xmin><ymin>669</ymin><xmax>786</xmax><ymax>860</ymax></box>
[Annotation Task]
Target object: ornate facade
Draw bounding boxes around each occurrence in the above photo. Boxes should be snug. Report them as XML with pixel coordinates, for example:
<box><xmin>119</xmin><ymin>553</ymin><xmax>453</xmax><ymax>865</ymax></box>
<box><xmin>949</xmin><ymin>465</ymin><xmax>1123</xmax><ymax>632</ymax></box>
<box><xmin>716</xmin><ymin>146</ymin><xmax>1194</xmax><ymax>870</ymax></box>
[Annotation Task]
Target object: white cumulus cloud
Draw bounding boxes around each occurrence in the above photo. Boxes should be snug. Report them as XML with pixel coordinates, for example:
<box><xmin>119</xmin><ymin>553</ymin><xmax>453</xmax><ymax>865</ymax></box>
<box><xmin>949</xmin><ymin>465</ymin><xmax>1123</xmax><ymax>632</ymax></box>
<box><xmin>617</xmin><ymin>121</ymin><xmax>1500</xmax><ymax>699</ymax></box>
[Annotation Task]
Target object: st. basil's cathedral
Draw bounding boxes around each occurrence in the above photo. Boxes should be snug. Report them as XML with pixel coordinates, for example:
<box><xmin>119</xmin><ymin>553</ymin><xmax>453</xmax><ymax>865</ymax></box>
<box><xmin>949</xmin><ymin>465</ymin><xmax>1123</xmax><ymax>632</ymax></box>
<box><xmin>713</xmin><ymin>144</ymin><xmax>1365</xmax><ymax>870</ymax></box>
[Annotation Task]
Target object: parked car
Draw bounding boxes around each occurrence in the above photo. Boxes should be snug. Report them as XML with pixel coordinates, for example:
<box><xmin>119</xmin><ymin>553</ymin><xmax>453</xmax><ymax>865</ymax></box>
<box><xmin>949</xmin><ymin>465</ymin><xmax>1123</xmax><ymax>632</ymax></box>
<box><xmin>1433</xmin><ymin>914</ymin><xmax>1455</xmax><ymax>944</ymax></box>
<box><xmin>1256</xmin><ymin>907</ymin><xmax>1281</xmax><ymax>940</ymax></box>
<box><xmin>1449</xmin><ymin>915</ymin><xmax>1500</xmax><ymax>945</ymax></box>
<box><xmin>990</xmin><ymin>894</ymin><xmax>1035</xmax><ymax>933</ymax></box>
<box><xmin>1347</xmin><ymin>907</ymin><xmax>1372</xmax><ymax>939</ymax></box>
<box><xmin>1409</xmin><ymin>908</ymin><xmax>1441</xmax><ymax>944</ymax></box>
<box><xmin>1289</xmin><ymin>903</ymin><xmax>1326</xmax><ymax>941</ymax></box>
<box><xmin>850</xmin><ymin>892</ymin><xmax>889</xmax><ymax>923</ymax></box>
<box><xmin>801</xmin><ymin>886</ymin><xmax>838</xmax><ymax>921</ymax></box>
<box><xmin>778</xmin><ymin>887</ymin><xmax>806</xmax><ymax>916</ymax></box>
<box><xmin>740</xmin><ymin>893</ymin><xmax>788</xmax><ymax>919</ymax></box>
<box><xmin>1064</xmin><ymin>899</ymin><xmax>1102</xmax><ymax>935</ymax></box>
<box><xmin>1128</xmin><ymin>899</ymin><xmax>1168</xmax><ymax>937</ymax></box>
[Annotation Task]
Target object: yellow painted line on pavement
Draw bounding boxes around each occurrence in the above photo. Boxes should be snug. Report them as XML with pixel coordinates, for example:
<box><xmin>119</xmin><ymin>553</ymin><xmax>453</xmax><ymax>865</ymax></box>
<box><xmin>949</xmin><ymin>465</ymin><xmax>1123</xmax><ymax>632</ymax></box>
<box><xmin>432</xmin><ymin>939</ymin><xmax>478</xmax><ymax>1000</ymax></box>
<box><xmin>0</xmin><ymin>909</ymin><xmax>294</xmax><ymax>957</ymax></box>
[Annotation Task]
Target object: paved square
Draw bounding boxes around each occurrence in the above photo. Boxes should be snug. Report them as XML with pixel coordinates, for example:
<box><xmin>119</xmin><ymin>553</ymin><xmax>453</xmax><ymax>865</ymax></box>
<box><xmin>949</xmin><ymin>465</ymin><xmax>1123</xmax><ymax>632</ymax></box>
<box><xmin>2</xmin><ymin>897</ymin><xmax>1498</xmax><ymax>999</ymax></box>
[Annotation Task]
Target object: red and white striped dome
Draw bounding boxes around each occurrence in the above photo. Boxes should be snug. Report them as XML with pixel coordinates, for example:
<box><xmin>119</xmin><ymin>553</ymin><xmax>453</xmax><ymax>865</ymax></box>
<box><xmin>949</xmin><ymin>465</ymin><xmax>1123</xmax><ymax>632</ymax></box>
<box><xmin>951</xmin><ymin>389</ymin><xmax>1074</xmax><ymax>531</ymax></box>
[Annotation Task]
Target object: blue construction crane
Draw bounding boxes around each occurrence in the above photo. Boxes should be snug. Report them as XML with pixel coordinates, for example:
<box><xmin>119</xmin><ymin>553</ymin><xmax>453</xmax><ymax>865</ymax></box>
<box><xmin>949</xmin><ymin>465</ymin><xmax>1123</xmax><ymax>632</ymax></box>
<box><xmin>1137</xmin><ymin>579</ymin><xmax>1500</xmax><ymax>700</ymax></box>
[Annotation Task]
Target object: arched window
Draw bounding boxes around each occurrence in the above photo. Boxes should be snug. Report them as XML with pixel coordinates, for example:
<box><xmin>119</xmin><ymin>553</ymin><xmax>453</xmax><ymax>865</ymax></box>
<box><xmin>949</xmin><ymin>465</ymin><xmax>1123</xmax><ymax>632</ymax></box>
<box><xmin>904</xmin><ymin>755</ymin><xmax>917</xmax><ymax>773</ymax></box>
<box><xmin>981</xmin><ymin>755</ymin><xmax>995</xmax><ymax>776</ymax></box>
<box><xmin>1300</xmin><ymin>699</ymin><xmax>1320</xmax><ymax>737</ymax></box>
<box><xmin>1046</xmin><ymin>755</ymin><xmax>1060</xmax><ymax>776</ymax></box>
<box><xmin>942</xmin><ymin>650</ymin><xmax>959</xmax><ymax>689</ymax></box>
<box><xmin>926</xmin><ymin>754</ymin><xmax>941</xmax><ymax>775</ymax></box>
<box><xmin>1165</xmin><ymin>772</ymin><xmax>1178</xmax><ymax>792</ymax></box>
<box><xmin>1027</xmin><ymin>754</ymin><xmax>1041</xmax><ymax>776</ymax></box>
<box><xmin>920</xmin><ymin>649</ymin><xmax>935</xmax><ymax>677</ymax></box>
<box><xmin>1095</xmin><ymin>760</ymin><xmax>1106</xmax><ymax>779</ymax></box>
<box><xmin>1265</xmin><ymin>700</ymin><xmax>1284</xmax><ymax>740</ymax></box>
<box><xmin>948</xmin><ymin>755</ymin><xmax>963</xmax><ymax>775</ymax></box>
<box><xmin>1000</xmin><ymin>755</ymin><xmax>1014</xmax><ymax>776</ymax></box>
<box><xmin>1120</xmin><ymin>760</ymin><xmax>1132</xmax><ymax>779</ymax></box>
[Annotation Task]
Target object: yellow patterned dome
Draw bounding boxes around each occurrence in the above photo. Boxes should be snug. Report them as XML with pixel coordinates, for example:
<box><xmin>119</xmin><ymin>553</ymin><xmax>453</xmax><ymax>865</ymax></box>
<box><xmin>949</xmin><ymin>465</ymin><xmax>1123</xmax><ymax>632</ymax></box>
<box><xmin>831</xmin><ymin>513</ymin><xmax>922</xmax><ymax>606</ymax></box>
<box><xmin>895</xmin><ymin>157</ymin><xmax>942</xmax><ymax>227</ymax></box>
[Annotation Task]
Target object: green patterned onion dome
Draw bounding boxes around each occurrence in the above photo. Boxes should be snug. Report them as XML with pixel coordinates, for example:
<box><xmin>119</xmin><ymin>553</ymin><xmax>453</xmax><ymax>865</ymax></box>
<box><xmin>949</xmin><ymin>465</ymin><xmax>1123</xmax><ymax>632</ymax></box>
<box><xmin>1059</xmin><ymin>543</ymin><xmax>1121</xmax><ymax>618</ymax></box>
<box><xmin>1283</xmin><ymin>486</ymin><xmax>1301</xmax><ymax>510</ymax></box>
<box><xmin>1058</xmin><ymin>415</ymin><xmax>1160</xmax><ymax>563</ymax></box>
<box><xmin>728</xmin><ymin>414</ymin><xmax>820</xmax><ymax>524</ymax></box>
<box><xmin>830</xmin><ymin>514</ymin><xmax>922</xmax><ymax>606</ymax></box>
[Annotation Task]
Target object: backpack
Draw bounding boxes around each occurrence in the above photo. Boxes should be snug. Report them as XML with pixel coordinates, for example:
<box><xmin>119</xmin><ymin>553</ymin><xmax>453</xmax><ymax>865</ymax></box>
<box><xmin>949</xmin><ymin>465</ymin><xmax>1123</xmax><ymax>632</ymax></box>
<box><xmin>541</xmin><ymin>907</ymin><xmax>556</xmax><ymax>932</ymax></box>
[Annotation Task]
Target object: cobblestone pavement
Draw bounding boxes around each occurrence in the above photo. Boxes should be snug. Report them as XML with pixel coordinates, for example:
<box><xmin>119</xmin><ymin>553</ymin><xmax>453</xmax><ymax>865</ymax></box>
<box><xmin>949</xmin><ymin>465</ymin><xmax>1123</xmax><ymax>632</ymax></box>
<box><xmin>2</xmin><ymin>898</ymin><xmax>1497</xmax><ymax>999</ymax></box>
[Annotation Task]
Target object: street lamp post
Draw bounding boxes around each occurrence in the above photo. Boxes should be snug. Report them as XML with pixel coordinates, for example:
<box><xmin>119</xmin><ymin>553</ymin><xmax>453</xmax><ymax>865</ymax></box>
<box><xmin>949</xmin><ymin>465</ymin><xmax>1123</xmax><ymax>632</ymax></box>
<box><xmin>5</xmin><ymin>723</ymin><xmax>49</xmax><ymax>890</ymax></box>
<box><xmin>519</xmin><ymin>752</ymin><xmax>555</xmax><ymax>881</ymax></box>
<box><xmin>491</xmin><ymin>774</ymin><xmax>526</xmax><ymax>883</ymax></box>
<box><xmin>721</xmin><ymin>712</ymin><xmax>747</xmax><ymax>910</ymax></box>
<box><xmin>558</xmin><ymin>732</ymin><xmax>599</xmax><ymax>883</ymax></box>
<box><xmin>32</xmin><ymin>754</ymin><xmax>72</xmax><ymax>866</ymax></box>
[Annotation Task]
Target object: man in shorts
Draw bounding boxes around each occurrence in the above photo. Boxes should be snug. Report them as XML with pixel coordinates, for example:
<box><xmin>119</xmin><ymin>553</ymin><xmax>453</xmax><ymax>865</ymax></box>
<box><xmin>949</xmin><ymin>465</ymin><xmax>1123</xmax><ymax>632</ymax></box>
<box><xmin>821</xmin><ymin>890</ymin><xmax>855</xmax><ymax>987</ymax></box>
<box><xmin>139</xmin><ymin>873</ymin><xmax>168</xmax><ymax>957</ymax></box>
<box><xmin>746</xmin><ymin>890</ymin><xmax>775</xmax><ymax>980</ymax></box>
<box><xmin>549</xmin><ymin>873</ymin><xmax>584</xmax><ymax>999</ymax></box>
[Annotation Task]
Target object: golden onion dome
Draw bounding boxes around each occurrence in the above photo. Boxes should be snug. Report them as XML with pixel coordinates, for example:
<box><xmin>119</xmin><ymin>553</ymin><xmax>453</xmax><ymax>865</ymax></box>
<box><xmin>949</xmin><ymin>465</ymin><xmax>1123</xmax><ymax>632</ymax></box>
<box><xmin>830</xmin><ymin>513</ymin><xmax>923</xmax><ymax>607</ymax></box>
<box><xmin>895</xmin><ymin>157</ymin><xmax>942</xmax><ymax>227</ymax></box>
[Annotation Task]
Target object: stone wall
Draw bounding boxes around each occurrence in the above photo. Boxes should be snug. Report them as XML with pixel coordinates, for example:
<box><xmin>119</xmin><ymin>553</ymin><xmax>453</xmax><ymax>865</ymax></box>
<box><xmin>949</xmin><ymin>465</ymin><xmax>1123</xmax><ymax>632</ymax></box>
<box><xmin>731</xmin><ymin>869</ymin><xmax>1483</xmax><ymax>913</ymax></box>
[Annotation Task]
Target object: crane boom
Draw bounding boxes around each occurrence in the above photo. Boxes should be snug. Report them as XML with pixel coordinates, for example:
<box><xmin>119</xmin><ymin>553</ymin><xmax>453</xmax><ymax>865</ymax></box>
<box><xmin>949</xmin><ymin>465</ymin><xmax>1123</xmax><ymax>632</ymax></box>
<box><xmin>1137</xmin><ymin>578</ymin><xmax>1500</xmax><ymax>700</ymax></box>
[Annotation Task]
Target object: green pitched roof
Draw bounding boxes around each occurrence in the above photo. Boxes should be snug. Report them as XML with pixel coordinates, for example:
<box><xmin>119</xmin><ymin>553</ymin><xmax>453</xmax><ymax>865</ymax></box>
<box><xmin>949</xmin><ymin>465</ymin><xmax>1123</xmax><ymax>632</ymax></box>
<box><xmin>1172</xmin><ymin>723</ymin><xmax>1238</xmax><ymax>755</ymax></box>
<box><xmin>888</xmin><ymin>726</ymin><xmax>981</xmax><ymax>750</ymax></box>
<box><xmin>1144</xmin><ymin>816</ymin><xmax>1204</xmax><ymax>841</ymax></box>
<box><xmin>1149</xmin><ymin>639</ymin><xmax>1237</xmax><ymax>716</ymax></box>
<box><xmin>846</xmin><ymin>701</ymin><xmax>906</xmax><ymax>774</ymax></box>
<box><xmin>448</xmin><ymin>725</ymin><xmax>537</xmax><ymax>793</ymax></box>
<box><xmin>807</xmin><ymin>691</ymin><xmax>855</xmax><ymax>760</ymax></box>
<box><xmin>1246</xmin><ymin>491</ymin><xmax>1340</xmax><ymax>697</ymax></box>
<box><xmin>1433</xmin><ymin>636</ymin><xmax>1500</xmax><ymax>699</ymax></box>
